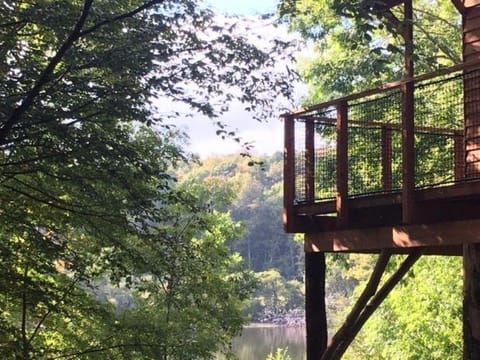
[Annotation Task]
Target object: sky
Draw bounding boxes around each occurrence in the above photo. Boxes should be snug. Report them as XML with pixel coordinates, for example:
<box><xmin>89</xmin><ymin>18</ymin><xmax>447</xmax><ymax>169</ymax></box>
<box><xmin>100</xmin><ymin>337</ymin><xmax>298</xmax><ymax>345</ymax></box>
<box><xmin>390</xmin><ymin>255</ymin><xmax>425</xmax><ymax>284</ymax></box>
<box><xmin>168</xmin><ymin>0</ymin><xmax>300</xmax><ymax>159</ymax></box>
<box><xmin>206</xmin><ymin>0</ymin><xmax>279</xmax><ymax>16</ymax></box>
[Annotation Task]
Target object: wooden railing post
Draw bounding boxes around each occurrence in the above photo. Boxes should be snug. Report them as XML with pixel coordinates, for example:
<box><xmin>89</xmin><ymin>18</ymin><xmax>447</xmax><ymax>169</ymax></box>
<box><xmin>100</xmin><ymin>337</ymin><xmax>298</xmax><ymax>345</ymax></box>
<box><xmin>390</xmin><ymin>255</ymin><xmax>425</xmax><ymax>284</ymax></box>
<box><xmin>382</xmin><ymin>126</ymin><xmax>393</xmax><ymax>192</ymax></box>
<box><xmin>283</xmin><ymin>115</ymin><xmax>296</xmax><ymax>233</ymax></box>
<box><xmin>305</xmin><ymin>120</ymin><xmax>315</xmax><ymax>204</ymax></box>
<box><xmin>455</xmin><ymin>130</ymin><xmax>466</xmax><ymax>181</ymax></box>
<box><xmin>402</xmin><ymin>0</ymin><xmax>416</xmax><ymax>224</ymax></box>
<box><xmin>336</xmin><ymin>101</ymin><xmax>349</xmax><ymax>227</ymax></box>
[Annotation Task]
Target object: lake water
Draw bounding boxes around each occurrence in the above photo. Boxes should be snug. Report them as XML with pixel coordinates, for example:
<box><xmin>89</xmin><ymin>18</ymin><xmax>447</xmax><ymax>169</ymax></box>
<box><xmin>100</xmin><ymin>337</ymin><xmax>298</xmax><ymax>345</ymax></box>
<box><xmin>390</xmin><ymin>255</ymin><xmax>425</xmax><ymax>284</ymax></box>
<box><xmin>217</xmin><ymin>325</ymin><xmax>306</xmax><ymax>360</ymax></box>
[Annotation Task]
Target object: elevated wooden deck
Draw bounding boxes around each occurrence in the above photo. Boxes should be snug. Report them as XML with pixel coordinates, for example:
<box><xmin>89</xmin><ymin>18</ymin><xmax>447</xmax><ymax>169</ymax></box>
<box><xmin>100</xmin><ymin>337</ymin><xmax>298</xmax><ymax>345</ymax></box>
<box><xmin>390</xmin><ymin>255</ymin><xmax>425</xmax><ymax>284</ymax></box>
<box><xmin>298</xmin><ymin>3</ymin><xmax>480</xmax><ymax>360</ymax></box>
<box><xmin>283</xmin><ymin>62</ymin><xmax>480</xmax><ymax>254</ymax></box>
<box><xmin>298</xmin><ymin>181</ymin><xmax>480</xmax><ymax>255</ymax></box>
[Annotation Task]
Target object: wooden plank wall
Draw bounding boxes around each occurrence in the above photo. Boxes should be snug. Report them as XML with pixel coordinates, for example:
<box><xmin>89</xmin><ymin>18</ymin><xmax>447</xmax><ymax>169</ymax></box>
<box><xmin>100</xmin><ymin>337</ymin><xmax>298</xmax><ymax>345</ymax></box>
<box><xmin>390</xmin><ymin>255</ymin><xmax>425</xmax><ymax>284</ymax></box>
<box><xmin>464</xmin><ymin>3</ymin><xmax>480</xmax><ymax>178</ymax></box>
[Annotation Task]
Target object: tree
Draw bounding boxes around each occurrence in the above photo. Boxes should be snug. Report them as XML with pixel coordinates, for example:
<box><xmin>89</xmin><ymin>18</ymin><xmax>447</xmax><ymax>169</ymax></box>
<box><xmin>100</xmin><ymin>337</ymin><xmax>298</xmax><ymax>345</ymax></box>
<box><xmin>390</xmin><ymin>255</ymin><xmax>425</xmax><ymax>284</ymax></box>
<box><xmin>0</xmin><ymin>126</ymin><xmax>256</xmax><ymax>359</ymax></box>
<box><xmin>0</xmin><ymin>1</ymin><xmax>296</xmax><ymax>358</ymax></box>
<box><xmin>246</xmin><ymin>269</ymin><xmax>304</xmax><ymax>322</ymax></box>
<box><xmin>177</xmin><ymin>153</ymin><xmax>303</xmax><ymax>280</ymax></box>
<box><xmin>280</xmin><ymin>0</ymin><xmax>461</xmax><ymax>103</ymax></box>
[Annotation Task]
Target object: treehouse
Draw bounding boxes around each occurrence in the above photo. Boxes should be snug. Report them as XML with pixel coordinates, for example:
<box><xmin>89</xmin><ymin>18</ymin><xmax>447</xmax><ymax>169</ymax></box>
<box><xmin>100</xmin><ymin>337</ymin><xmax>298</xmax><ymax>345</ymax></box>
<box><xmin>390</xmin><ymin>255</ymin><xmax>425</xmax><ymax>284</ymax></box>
<box><xmin>282</xmin><ymin>1</ymin><xmax>480</xmax><ymax>359</ymax></box>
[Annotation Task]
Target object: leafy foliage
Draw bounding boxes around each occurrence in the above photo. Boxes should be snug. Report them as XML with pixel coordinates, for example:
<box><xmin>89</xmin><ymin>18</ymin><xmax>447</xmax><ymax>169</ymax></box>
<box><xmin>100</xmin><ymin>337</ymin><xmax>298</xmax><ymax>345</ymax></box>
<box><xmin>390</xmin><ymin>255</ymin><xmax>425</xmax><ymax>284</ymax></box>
<box><xmin>0</xmin><ymin>0</ymin><xmax>297</xmax><ymax>358</ymax></box>
<box><xmin>280</xmin><ymin>0</ymin><xmax>461</xmax><ymax>103</ymax></box>
<box><xmin>0</xmin><ymin>128</ymin><xmax>256</xmax><ymax>359</ymax></box>
<box><xmin>344</xmin><ymin>256</ymin><xmax>462</xmax><ymax>360</ymax></box>
<box><xmin>177</xmin><ymin>153</ymin><xmax>306</xmax><ymax>325</ymax></box>
<box><xmin>266</xmin><ymin>347</ymin><xmax>293</xmax><ymax>360</ymax></box>
<box><xmin>178</xmin><ymin>153</ymin><xmax>304</xmax><ymax>280</ymax></box>
<box><xmin>245</xmin><ymin>270</ymin><xmax>304</xmax><ymax>322</ymax></box>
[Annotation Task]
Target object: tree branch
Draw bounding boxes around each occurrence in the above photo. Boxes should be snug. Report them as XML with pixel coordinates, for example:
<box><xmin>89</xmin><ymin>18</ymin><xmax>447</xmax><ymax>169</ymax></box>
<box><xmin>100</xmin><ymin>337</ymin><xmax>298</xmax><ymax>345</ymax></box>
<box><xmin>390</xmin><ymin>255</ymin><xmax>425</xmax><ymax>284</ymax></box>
<box><xmin>27</xmin><ymin>277</ymin><xmax>82</xmax><ymax>346</ymax></box>
<box><xmin>413</xmin><ymin>22</ymin><xmax>461</xmax><ymax>64</ymax></box>
<box><xmin>0</xmin><ymin>0</ymin><xmax>94</xmax><ymax>145</ymax></box>
<box><xmin>1</xmin><ymin>182</ymin><xmax>118</xmax><ymax>219</ymax></box>
<box><xmin>321</xmin><ymin>250</ymin><xmax>392</xmax><ymax>360</ymax></box>
<box><xmin>323</xmin><ymin>249</ymin><xmax>424</xmax><ymax>360</ymax></box>
<box><xmin>0</xmin><ymin>19</ymin><xmax>27</xmax><ymax>29</ymax></box>
<box><xmin>78</xmin><ymin>0</ymin><xmax>164</xmax><ymax>38</ymax></box>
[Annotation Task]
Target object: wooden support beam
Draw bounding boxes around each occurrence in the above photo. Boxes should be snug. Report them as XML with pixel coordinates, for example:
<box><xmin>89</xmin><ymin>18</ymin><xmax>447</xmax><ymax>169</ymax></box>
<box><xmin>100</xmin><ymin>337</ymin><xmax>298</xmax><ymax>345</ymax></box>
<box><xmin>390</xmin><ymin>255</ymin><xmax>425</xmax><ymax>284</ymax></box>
<box><xmin>283</xmin><ymin>115</ymin><xmax>296</xmax><ymax>233</ymax></box>
<box><xmin>463</xmin><ymin>6</ymin><xmax>480</xmax><ymax>358</ymax></box>
<box><xmin>321</xmin><ymin>250</ymin><xmax>392</xmax><ymax>360</ymax></box>
<box><xmin>306</xmin><ymin>218</ymin><xmax>480</xmax><ymax>253</ymax></box>
<box><xmin>401</xmin><ymin>0</ymin><xmax>416</xmax><ymax>224</ymax></box>
<box><xmin>306</xmin><ymin>120</ymin><xmax>315</xmax><ymax>204</ymax></box>
<box><xmin>305</xmin><ymin>252</ymin><xmax>328</xmax><ymax>360</ymax></box>
<box><xmin>464</xmin><ymin>6</ymin><xmax>480</xmax><ymax>178</ymax></box>
<box><xmin>336</xmin><ymin>101</ymin><xmax>349</xmax><ymax>227</ymax></box>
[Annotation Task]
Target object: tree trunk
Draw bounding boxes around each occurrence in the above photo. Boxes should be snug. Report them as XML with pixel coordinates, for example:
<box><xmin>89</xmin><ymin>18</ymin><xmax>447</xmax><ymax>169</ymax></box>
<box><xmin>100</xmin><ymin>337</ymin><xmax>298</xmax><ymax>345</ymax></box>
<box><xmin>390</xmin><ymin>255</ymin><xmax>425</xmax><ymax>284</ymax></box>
<box><xmin>305</xmin><ymin>252</ymin><xmax>328</xmax><ymax>359</ymax></box>
<box><xmin>464</xmin><ymin>244</ymin><xmax>480</xmax><ymax>359</ymax></box>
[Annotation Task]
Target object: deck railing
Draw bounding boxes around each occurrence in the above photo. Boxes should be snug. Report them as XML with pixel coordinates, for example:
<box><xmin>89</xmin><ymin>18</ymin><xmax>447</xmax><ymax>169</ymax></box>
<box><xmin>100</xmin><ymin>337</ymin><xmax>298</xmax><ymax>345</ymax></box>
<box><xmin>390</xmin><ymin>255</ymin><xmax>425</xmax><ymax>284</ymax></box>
<box><xmin>283</xmin><ymin>62</ymin><xmax>480</xmax><ymax>230</ymax></box>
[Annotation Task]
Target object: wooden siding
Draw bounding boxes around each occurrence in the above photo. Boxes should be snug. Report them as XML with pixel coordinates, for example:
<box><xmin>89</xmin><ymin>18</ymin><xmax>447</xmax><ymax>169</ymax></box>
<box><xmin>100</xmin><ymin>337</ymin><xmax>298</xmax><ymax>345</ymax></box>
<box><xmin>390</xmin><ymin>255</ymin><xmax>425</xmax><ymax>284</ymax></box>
<box><xmin>464</xmin><ymin>4</ymin><xmax>480</xmax><ymax>177</ymax></box>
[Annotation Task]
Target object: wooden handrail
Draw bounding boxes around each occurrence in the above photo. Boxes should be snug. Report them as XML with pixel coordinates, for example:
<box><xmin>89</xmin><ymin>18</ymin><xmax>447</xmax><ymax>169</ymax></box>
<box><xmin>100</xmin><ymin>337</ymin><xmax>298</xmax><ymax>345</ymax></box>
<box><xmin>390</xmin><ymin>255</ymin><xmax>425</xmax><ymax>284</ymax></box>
<box><xmin>283</xmin><ymin>60</ymin><xmax>480</xmax><ymax>118</ymax></box>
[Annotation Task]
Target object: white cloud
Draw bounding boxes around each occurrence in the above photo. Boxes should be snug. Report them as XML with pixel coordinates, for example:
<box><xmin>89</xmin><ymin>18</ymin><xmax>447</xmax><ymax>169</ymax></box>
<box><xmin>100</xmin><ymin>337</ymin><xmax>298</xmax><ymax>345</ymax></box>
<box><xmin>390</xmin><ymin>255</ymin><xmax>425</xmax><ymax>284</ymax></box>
<box><xmin>171</xmin><ymin>103</ymin><xmax>285</xmax><ymax>159</ymax></box>
<box><xmin>204</xmin><ymin>0</ymin><xmax>279</xmax><ymax>16</ymax></box>
<box><xmin>152</xmin><ymin>12</ymin><xmax>308</xmax><ymax>159</ymax></box>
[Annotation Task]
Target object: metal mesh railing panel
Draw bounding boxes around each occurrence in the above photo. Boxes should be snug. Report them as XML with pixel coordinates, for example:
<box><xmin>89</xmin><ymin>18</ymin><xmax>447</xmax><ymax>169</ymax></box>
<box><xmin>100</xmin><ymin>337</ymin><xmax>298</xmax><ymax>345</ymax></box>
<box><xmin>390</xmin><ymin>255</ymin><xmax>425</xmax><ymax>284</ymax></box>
<box><xmin>287</xmin><ymin>65</ymin><xmax>480</xmax><ymax>207</ymax></box>
<box><xmin>414</xmin><ymin>71</ymin><xmax>464</xmax><ymax>188</ymax></box>
<box><xmin>391</xmin><ymin>130</ymin><xmax>403</xmax><ymax>191</ymax></box>
<box><xmin>314</xmin><ymin>108</ymin><xmax>337</xmax><ymax>201</ymax></box>
<box><xmin>347</xmin><ymin>90</ymin><xmax>402</xmax><ymax>196</ymax></box>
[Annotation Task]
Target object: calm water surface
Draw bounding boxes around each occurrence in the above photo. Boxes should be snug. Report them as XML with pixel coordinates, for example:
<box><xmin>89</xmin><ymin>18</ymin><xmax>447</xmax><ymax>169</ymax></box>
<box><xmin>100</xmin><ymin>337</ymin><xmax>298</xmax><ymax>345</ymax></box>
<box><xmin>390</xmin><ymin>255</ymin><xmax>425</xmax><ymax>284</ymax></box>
<box><xmin>218</xmin><ymin>325</ymin><xmax>306</xmax><ymax>360</ymax></box>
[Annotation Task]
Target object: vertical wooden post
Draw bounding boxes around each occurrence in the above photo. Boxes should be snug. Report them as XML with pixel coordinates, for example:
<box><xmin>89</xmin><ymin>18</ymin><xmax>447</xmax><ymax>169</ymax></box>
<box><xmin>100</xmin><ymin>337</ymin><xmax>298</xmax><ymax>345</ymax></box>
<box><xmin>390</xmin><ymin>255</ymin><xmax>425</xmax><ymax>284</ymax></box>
<box><xmin>336</xmin><ymin>101</ymin><xmax>349</xmax><ymax>227</ymax></box>
<box><xmin>306</xmin><ymin>120</ymin><xmax>316</xmax><ymax>204</ymax></box>
<box><xmin>463</xmin><ymin>3</ymin><xmax>480</xmax><ymax>359</ymax></box>
<box><xmin>464</xmin><ymin>243</ymin><xmax>480</xmax><ymax>360</ymax></box>
<box><xmin>455</xmin><ymin>130</ymin><xmax>466</xmax><ymax>181</ymax></box>
<box><xmin>401</xmin><ymin>0</ymin><xmax>415</xmax><ymax>224</ymax></box>
<box><xmin>382</xmin><ymin>126</ymin><xmax>393</xmax><ymax>192</ymax></box>
<box><xmin>283</xmin><ymin>115</ymin><xmax>296</xmax><ymax>233</ymax></box>
<box><xmin>305</xmin><ymin>252</ymin><xmax>328</xmax><ymax>360</ymax></box>
<box><xmin>464</xmin><ymin>3</ymin><xmax>480</xmax><ymax>178</ymax></box>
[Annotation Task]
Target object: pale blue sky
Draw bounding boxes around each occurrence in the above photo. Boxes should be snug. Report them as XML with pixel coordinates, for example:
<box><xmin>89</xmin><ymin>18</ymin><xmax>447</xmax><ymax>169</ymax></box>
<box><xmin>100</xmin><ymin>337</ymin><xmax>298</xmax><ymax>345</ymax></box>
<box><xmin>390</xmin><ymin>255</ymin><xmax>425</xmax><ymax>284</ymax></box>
<box><xmin>205</xmin><ymin>0</ymin><xmax>279</xmax><ymax>16</ymax></box>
